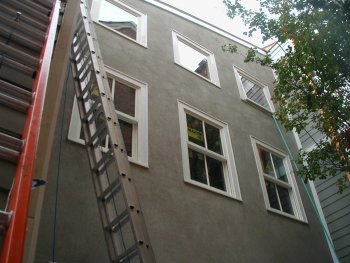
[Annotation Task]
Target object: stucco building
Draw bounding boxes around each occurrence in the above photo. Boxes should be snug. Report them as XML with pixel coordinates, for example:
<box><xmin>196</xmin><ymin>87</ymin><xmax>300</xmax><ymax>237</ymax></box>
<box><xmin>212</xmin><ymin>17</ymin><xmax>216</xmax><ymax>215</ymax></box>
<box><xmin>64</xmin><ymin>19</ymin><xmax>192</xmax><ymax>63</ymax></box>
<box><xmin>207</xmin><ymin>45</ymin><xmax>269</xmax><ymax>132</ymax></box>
<box><xmin>0</xmin><ymin>0</ymin><xmax>336</xmax><ymax>262</ymax></box>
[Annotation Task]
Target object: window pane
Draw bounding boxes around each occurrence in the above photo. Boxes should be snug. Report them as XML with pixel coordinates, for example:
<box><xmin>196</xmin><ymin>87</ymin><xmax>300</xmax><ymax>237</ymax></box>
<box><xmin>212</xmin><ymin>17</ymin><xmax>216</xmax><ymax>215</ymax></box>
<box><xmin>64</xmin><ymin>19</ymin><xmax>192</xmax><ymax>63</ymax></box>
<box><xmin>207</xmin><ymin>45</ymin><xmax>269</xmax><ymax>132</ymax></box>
<box><xmin>258</xmin><ymin>149</ymin><xmax>275</xmax><ymax>177</ymax></box>
<box><xmin>265</xmin><ymin>181</ymin><xmax>280</xmax><ymax>210</ymax></box>
<box><xmin>205</xmin><ymin>123</ymin><xmax>222</xmax><ymax>154</ymax></box>
<box><xmin>178</xmin><ymin>41</ymin><xmax>210</xmax><ymax>79</ymax></box>
<box><xmin>277</xmin><ymin>186</ymin><xmax>294</xmax><ymax>215</ymax></box>
<box><xmin>206</xmin><ymin>156</ymin><xmax>226</xmax><ymax>191</ymax></box>
<box><xmin>188</xmin><ymin>149</ymin><xmax>207</xmax><ymax>185</ymax></box>
<box><xmin>98</xmin><ymin>0</ymin><xmax>138</xmax><ymax>40</ymax></box>
<box><xmin>240</xmin><ymin>76</ymin><xmax>269</xmax><ymax>109</ymax></box>
<box><xmin>119</xmin><ymin>119</ymin><xmax>132</xmax><ymax>157</ymax></box>
<box><xmin>186</xmin><ymin>114</ymin><xmax>204</xmax><ymax>147</ymax></box>
<box><xmin>113</xmin><ymin>80</ymin><xmax>135</xmax><ymax>117</ymax></box>
<box><xmin>272</xmin><ymin>154</ymin><xmax>288</xmax><ymax>182</ymax></box>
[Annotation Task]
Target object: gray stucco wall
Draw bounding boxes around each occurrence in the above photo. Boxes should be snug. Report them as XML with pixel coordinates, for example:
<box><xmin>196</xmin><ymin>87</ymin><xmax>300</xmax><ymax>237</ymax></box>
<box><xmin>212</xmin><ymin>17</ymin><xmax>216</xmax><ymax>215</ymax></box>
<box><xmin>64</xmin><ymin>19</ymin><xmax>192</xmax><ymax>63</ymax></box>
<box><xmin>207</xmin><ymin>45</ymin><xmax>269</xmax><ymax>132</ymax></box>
<box><xmin>35</xmin><ymin>0</ymin><xmax>332</xmax><ymax>262</ymax></box>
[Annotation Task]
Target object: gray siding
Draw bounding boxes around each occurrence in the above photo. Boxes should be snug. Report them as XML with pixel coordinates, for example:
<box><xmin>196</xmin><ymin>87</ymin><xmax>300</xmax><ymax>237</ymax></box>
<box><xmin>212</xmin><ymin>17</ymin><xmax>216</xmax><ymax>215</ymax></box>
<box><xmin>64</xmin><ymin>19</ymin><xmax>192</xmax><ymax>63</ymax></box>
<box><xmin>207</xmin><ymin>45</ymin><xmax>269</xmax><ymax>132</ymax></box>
<box><xmin>315</xmin><ymin>176</ymin><xmax>350</xmax><ymax>262</ymax></box>
<box><xmin>298</xmin><ymin>119</ymin><xmax>324</xmax><ymax>150</ymax></box>
<box><xmin>299</xmin><ymin>118</ymin><xmax>350</xmax><ymax>262</ymax></box>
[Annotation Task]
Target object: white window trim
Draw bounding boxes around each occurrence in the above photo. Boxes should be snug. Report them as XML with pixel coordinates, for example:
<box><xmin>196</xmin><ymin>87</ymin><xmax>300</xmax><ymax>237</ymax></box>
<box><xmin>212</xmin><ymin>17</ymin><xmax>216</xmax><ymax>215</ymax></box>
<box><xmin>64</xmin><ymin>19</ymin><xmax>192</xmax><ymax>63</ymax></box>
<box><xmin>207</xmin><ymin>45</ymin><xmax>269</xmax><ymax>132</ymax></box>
<box><xmin>172</xmin><ymin>31</ymin><xmax>220</xmax><ymax>87</ymax></box>
<box><xmin>250</xmin><ymin>136</ymin><xmax>307</xmax><ymax>222</ymax></box>
<box><xmin>178</xmin><ymin>100</ymin><xmax>241</xmax><ymax>200</ymax></box>
<box><xmin>233</xmin><ymin>66</ymin><xmax>275</xmax><ymax>113</ymax></box>
<box><xmin>68</xmin><ymin>66</ymin><xmax>148</xmax><ymax>167</ymax></box>
<box><xmin>91</xmin><ymin>0</ymin><xmax>147</xmax><ymax>47</ymax></box>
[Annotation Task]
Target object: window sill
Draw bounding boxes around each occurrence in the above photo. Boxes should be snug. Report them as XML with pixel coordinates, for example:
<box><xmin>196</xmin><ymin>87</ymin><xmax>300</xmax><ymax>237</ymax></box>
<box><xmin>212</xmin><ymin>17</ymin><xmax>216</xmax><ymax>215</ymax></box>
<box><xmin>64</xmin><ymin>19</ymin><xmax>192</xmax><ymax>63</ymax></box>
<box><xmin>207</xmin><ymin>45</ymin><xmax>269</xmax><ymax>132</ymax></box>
<box><xmin>241</xmin><ymin>98</ymin><xmax>274</xmax><ymax>115</ymax></box>
<box><xmin>266</xmin><ymin>207</ymin><xmax>308</xmax><ymax>224</ymax></box>
<box><xmin>174</xmin><ymin>62</ymin><xmax>221</xmax><ymax>88</ymax></box>
<box><xmin>67</xmin><ymin>137</ymin><xmax>148</xmax><ymax>169</ymax></box>
<box><xmin>129</xmin><ymin>158</ymin><xmax>149</xmax><ymax>168</ymax></box>
<box><xmin>184</xmin><ymin>179</ymin><xmax>242</xmax><ymax>202</ymax></box>
<box><xmin>94</xmin><ymin>21</ymin><xmax>148</xmax><ymax>49</ymax></box>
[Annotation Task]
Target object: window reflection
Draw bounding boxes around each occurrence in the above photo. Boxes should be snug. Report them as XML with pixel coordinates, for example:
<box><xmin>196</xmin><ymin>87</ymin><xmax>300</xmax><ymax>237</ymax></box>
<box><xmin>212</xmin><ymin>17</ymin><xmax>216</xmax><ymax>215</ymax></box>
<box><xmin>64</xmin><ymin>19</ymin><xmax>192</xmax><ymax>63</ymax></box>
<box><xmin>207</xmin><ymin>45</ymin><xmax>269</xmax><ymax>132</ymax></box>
<box><xmin>205</xmin><ymin>123</ymin><xmax>222</xmax><ymax>154</ymax></box>
<box><xmin>98</xmin><ymin>0</ymin><xmax>138</xmax><ymax>40</ymax></box>
<box><xmin>240</xmin><ymin>75</ymin><xmax>269</xmax><ymax>109</ymax></box>
<box><xmin>178</xmin><ymin>41</ymin><xmax>210</xmax><ymax>79</ymax></box>
<box><xmin>259</xmin><ymin>149</ymin><xmax>274</xmax><ymax>177</ymax></box>
<box><xmin>207</xmin><ymin>156</ymin><xmax>225</xmax><ymax>191</ymax></box>
<box><xmin>189</xmin><ymin>149</ymin><xmax>207</xmax><ymax>185</ymax></box>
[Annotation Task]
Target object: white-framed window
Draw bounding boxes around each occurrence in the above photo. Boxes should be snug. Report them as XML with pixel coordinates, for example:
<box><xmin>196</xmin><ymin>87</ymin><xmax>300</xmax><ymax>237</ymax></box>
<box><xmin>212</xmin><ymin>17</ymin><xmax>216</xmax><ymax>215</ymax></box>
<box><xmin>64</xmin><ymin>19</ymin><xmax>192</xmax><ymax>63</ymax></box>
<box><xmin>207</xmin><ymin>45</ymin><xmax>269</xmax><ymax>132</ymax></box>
<box><xmin>251</xmin><ymin>137</ymin><xmax>307</xmax><ymax>221</ymax></box>
<box><xmin>172</xmin><ymin>31</ymin><xmax>220</xmax><ymax>86</ymax></box>
<box><xmin>233</xmin><ymin>66</ymin><xmax>275</xmax><ymax>112</ymax></box>
<box><xmin>91</xmin><ymin>0</ymin><xmax>147</xmax><ymax>46</ymax></box>
<box><xmin>68</xmin><ymin>66</ymin><xmax>148</xmax><ymax>167</ymax></box>
<box><xmin>178</xmin><ymin>101</ymin><xmax>241</xmax><ymax>199</ymax></box>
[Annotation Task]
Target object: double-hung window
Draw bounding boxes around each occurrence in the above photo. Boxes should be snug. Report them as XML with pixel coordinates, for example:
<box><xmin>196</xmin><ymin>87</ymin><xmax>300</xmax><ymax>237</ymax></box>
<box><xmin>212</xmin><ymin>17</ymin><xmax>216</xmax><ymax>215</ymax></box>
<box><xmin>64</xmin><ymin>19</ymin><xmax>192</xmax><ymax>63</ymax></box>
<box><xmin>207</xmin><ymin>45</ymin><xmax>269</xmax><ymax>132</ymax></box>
<box><xmin>251</xmin><ymin>137</ymin><xmax>307</xmax><ymax>221</ymax></box>
<box><xmin>233</xmin><ymin>67</ymin><xmax>274</xmax><ymax>112</ymax></box>
<box><xmin>68</xmin><ymin>66</ymin><xmax>148</xmax><ymax>167</ymax></box>
<box><xmin>91</xmin><ymin>0</ymin><xmax>147</xmax><ymax>46</ymax></box>
<box><xmin>178</xmin><ymin>101</ymin><xmax>241</xmax><ymax>199</ymax></box>
<box><xmin>172</xmin><ymin>31</ymin><xmax>220</xmax><ymax>86</ymax></box>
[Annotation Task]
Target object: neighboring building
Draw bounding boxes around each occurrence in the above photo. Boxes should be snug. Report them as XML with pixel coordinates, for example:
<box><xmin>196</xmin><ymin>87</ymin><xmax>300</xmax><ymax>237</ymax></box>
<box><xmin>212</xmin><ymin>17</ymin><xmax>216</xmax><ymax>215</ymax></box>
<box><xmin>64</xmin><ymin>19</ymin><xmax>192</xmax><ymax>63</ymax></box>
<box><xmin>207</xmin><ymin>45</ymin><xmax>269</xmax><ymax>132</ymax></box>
<box><xmin>0</xmin><ymin>0</ymin><xmax>336</xmax><ymax>262</ymax></box>
<box><xmin>295</xmin><ymin>125</ymin><xmax>350</xmax><ymax>263</ymax></box>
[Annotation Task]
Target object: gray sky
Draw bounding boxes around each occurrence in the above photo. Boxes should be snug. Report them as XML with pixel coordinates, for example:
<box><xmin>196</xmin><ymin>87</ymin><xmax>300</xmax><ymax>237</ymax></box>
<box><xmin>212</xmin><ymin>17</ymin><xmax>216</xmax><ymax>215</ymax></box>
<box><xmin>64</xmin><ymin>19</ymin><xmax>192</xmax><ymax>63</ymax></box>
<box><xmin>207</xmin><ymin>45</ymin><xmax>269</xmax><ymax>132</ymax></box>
<box><xmin>160</xmin><ymin>0</ymin><xmax>267</xmax><ymax>47</ymax></box>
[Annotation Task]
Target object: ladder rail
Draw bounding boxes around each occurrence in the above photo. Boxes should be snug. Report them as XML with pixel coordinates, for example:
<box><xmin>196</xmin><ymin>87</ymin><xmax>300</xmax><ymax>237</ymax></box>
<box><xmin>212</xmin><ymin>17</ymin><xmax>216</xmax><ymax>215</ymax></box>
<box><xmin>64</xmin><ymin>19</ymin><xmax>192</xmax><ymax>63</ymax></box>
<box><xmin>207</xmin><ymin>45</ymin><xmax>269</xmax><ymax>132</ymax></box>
<box><xmin>70</xmin><ymin>1</ymin><xmax>155</xmax><ymax>262</ymax></box>
<box><xmin>0</xmin><ymin>1</ymin><xmax>60</xmax><ymax>262</ymax></box>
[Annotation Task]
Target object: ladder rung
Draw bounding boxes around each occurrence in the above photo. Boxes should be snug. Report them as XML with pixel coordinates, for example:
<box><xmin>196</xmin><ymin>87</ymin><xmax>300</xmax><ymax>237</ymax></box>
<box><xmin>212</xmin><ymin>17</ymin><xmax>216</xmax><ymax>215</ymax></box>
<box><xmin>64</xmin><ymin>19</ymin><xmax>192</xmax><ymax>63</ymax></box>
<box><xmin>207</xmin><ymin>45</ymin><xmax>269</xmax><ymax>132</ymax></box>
<box><xmin>1</xmin><ymin>0</ymin><xmax>50</xmax><ymax>26</ymax></box>
<box><xmin>36</xmin><ymin>0</ymin><xmax>54</xmax><ymax>10</ymax></box>
<box><xmin>0</xmin><ymin>24</ymin><xmax>42</xmax><ymax>53</ymax></box>
<box><xmin>0</xmin><ymin>91</ymin><xmax>29</xmax><ymax>112</ymax></box>
<box><xmin>79</xmin><ymin>63</ymin><xmax>92</xmax><ymax>83</ymax></box>
<box><xmin>18</xmin><ymin>0</ymin><xmax>52</xmax><ymax>17</ymax></box>
<box><xmin>107</xmin><ymin>210</ymin><xmax>129</xmax><ymax>232</ymax></box>
<box><xmin>72</xmin><ymin>30</ymin><xmax>88</xmax><ymax>53</ymax></box>
<box><xmin>0</xmin><ymin>54</ymin><xmax>36</xmax><ymax>77</ymax></box>
<box><xmin>0</xmin><ymin>145</ymin><xmax>20</xmax><ymax>163</ymax></box>
<box><xmin>76</xmin><ymin>77</ymin><xmax>95</xmax><ymax>101</ymax></box>
<box><xmin>0</xmin><ymin>12</ymin><xmax>46</xmax><ymax>42</ymax></box>
<box><xmin>75</xmin><ymin>45</ymin><xmax>89</xmax><ymax>65</ymax></box>
<box><xmin>0</xmin><ymin>3</ymin><xmax>47</xmax><ymax>33</ymax></box>
<box><xmin>75</xmin><ymin>44</ymin><xmax>90</xmax><ymax>65</ymax></box>
<box><xmin>0</xmin><ymin>210</ymin><xmax>13</xmax><ymax>234</ymax></box>
<box><xmin>0</xmin><ymin>131</ymin><xmax>23</xmax><ymax>152</ymax></box>
<box><xmin>0</xmin><ymin>79</ymin><xmax>32</xmax><ymax>102</ymax></box>
<box><xmin>72</xmin><ymin>20</ymin><xmax>84</xmax><ymax>46</ymax></box>
<box><xmin>77</xmin><ymin>57</ymin><xmax>92</xmax><ymax>79</ymax></box>
<box><xmin>74</xmin><ymin>24</ymin><xmax>88</xmax><ymax>45</ymax></box>
<box><xmin>100</xmin><ymin>179</ymin><xmax>121</xmax><ymax>202</ymax></box>
<box><xmin>115</xmin><ymin>243</ymin><xmax>139</xmax><ymax>263</ymax></box>
<box><xmin>87</xmin><ymin>123</ymin><xmax>108</xmax><ymax>148</ymax></box>
<box><xmin>82</xmin><ymin>101</ymin><xmax>102</xmax><ymax>123</ymax></box>
<box><xmin>93</xmin><ymin>147</ymin><xmax>114</xmax><ymax>174</ymax></box>
<box><xmin>0</xmin><ymin>41</ymin><xmax>40</xmax><ymax>68</ymax></box>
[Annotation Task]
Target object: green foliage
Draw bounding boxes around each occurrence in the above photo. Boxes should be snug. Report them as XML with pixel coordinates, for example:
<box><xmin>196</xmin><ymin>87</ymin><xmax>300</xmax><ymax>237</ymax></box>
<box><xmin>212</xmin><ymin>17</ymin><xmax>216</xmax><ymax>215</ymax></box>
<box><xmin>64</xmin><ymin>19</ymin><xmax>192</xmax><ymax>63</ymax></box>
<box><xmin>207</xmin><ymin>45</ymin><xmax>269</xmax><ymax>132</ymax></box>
<box><xmin>224</xmin><ymin>0</ymin><xmax>350</xmax><ymax>190</ymax></box>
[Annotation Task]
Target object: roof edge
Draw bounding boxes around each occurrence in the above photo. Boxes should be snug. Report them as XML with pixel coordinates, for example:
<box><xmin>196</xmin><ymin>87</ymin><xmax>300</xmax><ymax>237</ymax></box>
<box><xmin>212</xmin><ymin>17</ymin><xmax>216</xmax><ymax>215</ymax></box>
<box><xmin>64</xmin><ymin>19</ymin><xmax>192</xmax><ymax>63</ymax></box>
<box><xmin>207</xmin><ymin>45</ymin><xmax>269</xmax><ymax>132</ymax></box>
<box><xmin>143</xmin><ymin>0</ymin><xmax>267</xmax><ymax>55</ymax></box>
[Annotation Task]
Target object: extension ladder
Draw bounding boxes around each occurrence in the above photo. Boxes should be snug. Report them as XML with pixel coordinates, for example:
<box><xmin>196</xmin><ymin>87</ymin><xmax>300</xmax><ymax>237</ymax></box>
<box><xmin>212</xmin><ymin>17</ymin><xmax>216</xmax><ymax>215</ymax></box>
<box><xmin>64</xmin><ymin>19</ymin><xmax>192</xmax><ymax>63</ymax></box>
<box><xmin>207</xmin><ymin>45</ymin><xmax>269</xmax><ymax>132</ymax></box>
<box><xmin>70</xmin><ymin>1</ymin><xmax>155</xmax><ymax>262</ymax></box>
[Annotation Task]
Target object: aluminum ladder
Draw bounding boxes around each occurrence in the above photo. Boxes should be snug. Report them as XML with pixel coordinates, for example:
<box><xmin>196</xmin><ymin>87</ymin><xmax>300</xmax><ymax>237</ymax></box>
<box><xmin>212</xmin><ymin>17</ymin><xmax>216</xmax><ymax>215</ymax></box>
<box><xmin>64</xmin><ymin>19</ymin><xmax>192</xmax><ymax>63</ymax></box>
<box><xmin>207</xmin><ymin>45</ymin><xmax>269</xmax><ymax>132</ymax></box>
<box><xmin>70</xmin><ymin>1</ymin><xmax>155</xmax><ymax>262</ymax></box>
